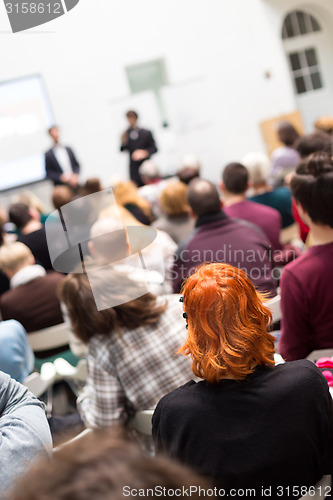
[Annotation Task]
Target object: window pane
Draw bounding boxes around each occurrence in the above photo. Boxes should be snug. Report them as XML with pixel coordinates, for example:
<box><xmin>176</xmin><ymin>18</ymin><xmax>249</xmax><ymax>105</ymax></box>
<box><xmin>295</xmin><ymin>77</ymin><xmax>307</xmax><ymax>94</ymax></box>
<box><xmin>311</xmin><ymin>16</ymin><xmax>321</xmax><ymax>32</ymax></box>
<box><xmin>310</xmin><ymin>72</ymin><xmax>323</xmax><ymax>90</ymax></box>
<box><xmin>284</xmin><ymin>15</ymin><xmax>294</xmax><ymax>38</ymax></box>
<box><xmin>305</xmin><ymin>48</ymin><xmax>317</xmax><ymax>67</ymax></box>
<box><xmin>289</xmin><ymin>52</ymin><xmax>301</xmax><ymax>71</ymax></box>
<box><xmin>296</xmin><ymin>11</ymin><xmax>307</xmax><ymax>34</ymax></box>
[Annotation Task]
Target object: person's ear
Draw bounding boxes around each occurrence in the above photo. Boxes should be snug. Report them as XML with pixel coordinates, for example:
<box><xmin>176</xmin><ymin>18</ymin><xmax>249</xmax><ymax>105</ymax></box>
<box><xmin>296</xmin><ymin>201</ymin><xmax>311</xmax><ymax>226</ymax></box>
<box><xmin>189</xmin><ymin>208</ymin><xmax>197</xmax><ymax>219</ymax></box>
<box><xmin>247</xmin><ymin>180</ymin><xmax>253</xmax><ymax>190</ymax></box>
<box><xmin>28</xmin><ymin>254</ymin><xmax>35</xmax><ymax>266</ymax></box>
<box><xmin>220</xmin><ymin>181</ymin><xmax>225</xmax><ymax>193</ymax></box>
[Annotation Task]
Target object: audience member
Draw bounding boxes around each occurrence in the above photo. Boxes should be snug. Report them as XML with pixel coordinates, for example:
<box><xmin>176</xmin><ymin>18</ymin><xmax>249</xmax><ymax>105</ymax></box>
<box><xmin>295</xmin><ymin>132</ymin><xmax>332</xmax><ymax>159</ymax></box>
<box><xmin>153</xmin><ymin>263</ymin><xmax>333</xmax><ymax>497</ymax></box>
<box><xmin>58</xmin><ymin>267</ymin><xmax>193</xmax><ymax>428</ymax></box>
<box><xmin>9</xmin><ymin>203</ymin><xmax>53</xmax><ymax>270</ymax></box>
<box><xmin>120</xmin><ymin>110</ymin><xmax>158</xmax><ymax>187</ymax></box>
<box><xmin>45</xmin><ymin>125</ymin><xmax>80</xmax><ymax>188</ymax></box>
<box><xmin>243</xmin><ymin>152</ymin><xmax>294</xmax><ymax>228</ymax></box>
<box><xmin>0</xmin><ymin>320</ymin><xmax>34</xmax><ymax>382</ymax></box>
<box><xmin>279</xmin><ymin>152</ymin><xmax>333</xmax><ymax>360</ymax></box>
<box><xmin>10</xmin><ymin>428</ymin><xmax>207</xmax><ymax>500</ymax></box>
<box><xmin>0</xmin><ymin>370</ymin><xmax>52</xmax><ymax>498</ymax></box>
<box><xmin>13</xmin><ymin>190</ymin><xmax>49</xmax><ymax>225</ymax></box>
<box><xmin>270</xmin><ymin>121</ymin><xmax>301</xmax><ymax>183</ymax></box>
<box><xmin>0</xmin><ymin>243</ymin><xmax>63</xmax><ymax>339</ymax></box>
<box><xmin>98</xmin><ymin>204</ymin><xmax>177</xmax><ymax>291</ymax></box>
<box><xmin>79</xmin><ymin>177</ymin><xmax>104</xmax><ymax>197</ymax></box>
<box><xmin>113</xmin><ymin>181</ymin><xmax>153</xmax><ymax>225</ymax></box>
<box><xmin>178</xmin><ymin>154</ymin><xmax>201</xmax><ymax>185</ymax></box>
<box><xmin>221</xmin><ymin>162</ymin><xmax>282</xmax><ymax>251</ymax></box>
<box><xmin>314</xmin><ymin>116</ymin><xmax>333</xmax><ymax>137</ymax></box>
<box><xmin>138</xmin><ymin>160</ymin><xmax>169</xmax><ymax>216</ymax></box>
<box><xmin>0</xmin><ymin>220</ymin><xmax>10</xmax><ymax>297</ymax></box>
<box><xmin>153</xmin><ymin>182</ymin><xmax>195</xmax><ymax>244</ymax></box>
<box><xmin>172</xmin><ymin>179</ymin><xmax>276</xmax><ymax>296</ymax></box>
<box><xmin>52</xmin><ymin>185</ymin><xmax>74</xmax><ymax>210</ymax></box>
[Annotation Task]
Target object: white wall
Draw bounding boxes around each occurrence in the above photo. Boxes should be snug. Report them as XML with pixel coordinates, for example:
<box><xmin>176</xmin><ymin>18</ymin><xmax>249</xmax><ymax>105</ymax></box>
<box><xmin>0</xmin><ymin>0</ymin><xmax>322</xmax><ymax>188</ymax></box>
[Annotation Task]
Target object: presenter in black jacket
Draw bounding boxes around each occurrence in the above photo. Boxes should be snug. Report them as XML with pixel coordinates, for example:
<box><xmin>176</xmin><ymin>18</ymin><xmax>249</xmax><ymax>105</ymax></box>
<box><xmin>45</xmin><ymin>126</ymin><xmax>80</xmax><ymax>189</ymax></box>
<box><xmin>120</xmin><ymin>110</ymin><xmax>157</xmax><ymax>187</ymax></box>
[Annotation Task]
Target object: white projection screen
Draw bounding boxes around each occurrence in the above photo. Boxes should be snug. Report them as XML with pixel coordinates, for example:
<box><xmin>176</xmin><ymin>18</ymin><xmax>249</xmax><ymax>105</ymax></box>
<box><xmin>0</xmin><ymin>74</ymin><xmax>54</xmax><ymax>191</ymax></box>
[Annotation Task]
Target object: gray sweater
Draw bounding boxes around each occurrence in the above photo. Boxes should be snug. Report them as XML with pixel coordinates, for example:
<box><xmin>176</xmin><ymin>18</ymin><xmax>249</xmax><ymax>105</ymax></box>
<box><xmin>0</xmin><ymin>371</ymin><xmax>52</xmax><ymax>497</ymax></box>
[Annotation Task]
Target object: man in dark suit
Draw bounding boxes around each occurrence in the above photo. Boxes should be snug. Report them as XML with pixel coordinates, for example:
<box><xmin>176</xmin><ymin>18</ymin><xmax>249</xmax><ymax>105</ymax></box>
<box><xmin>120</xmin><ymin>110</ymin><xmax>158</xmax><ymax>187</ymax></box>
<box><xmin>45</xmin><ymin>126</ymin><xmax>80</xmax><ymax>188</ymax></box>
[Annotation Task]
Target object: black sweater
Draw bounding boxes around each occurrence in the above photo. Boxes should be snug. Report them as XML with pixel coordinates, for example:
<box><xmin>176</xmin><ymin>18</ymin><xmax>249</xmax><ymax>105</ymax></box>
<box><xmin>153</xmin><ymin>360</ymin><xmax>333</xmax><ymax>499</ymax></box>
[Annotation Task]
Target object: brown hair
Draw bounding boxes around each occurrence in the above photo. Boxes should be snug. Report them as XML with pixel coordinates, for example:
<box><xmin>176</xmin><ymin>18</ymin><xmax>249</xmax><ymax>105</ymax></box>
<box><xmin>179</xmin><ymin>263</ymin><xmax>275</xmax><ymax>383</ymax></box>
<box><xmin>52</xmin><ymin>185</ymin><xmax>74</xmax><ymax>210</ymax></box>
<box><xmin>58</xmin><ymin>266</ymin><xmax>167</xmax><ymax>344</ymax></box>
<box><xmin>10</xmin><ymin>428</ymin><xmax>208</xmax><ymax>500</ymax></box>
<box><xmin>160</xmin><ymin>182</ymin><xmax>190</xmax><ymax>216</ymax></box>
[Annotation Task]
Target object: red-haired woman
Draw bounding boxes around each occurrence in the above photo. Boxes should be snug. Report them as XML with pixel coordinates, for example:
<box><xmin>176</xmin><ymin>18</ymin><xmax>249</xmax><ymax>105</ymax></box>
<box><xmin>153</xmin><ymin>263</ymin><xmax>333</xmax><ymax>498</ymax></box>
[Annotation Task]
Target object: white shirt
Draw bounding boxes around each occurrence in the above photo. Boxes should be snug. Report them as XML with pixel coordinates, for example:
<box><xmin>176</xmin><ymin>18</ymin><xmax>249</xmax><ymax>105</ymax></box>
<box><xmin>53</xmin><ymin>144</ymin><xmax>73</xmax><ymax>176</ymax></box>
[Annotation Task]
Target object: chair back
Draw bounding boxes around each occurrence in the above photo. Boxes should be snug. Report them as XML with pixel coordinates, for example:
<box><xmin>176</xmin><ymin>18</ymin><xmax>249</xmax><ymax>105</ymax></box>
<box><xmin>28</xmin><ymin>323</ymin><xmax>70</xmax><ymax>352</ymax></box>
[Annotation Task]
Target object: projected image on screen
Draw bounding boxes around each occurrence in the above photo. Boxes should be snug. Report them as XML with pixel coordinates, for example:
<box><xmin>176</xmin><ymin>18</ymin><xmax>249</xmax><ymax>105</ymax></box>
<box><xmin>0</xmin><ymin>74</ymin><xmax>54</xmax><ymax>191</ymax></box>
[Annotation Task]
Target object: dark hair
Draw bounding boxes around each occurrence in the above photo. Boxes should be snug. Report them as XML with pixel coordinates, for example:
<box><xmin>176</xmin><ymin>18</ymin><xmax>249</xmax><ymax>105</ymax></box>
<box><xmin>222</xmin><ymin>163</ymin><xmax>249</xmax><ymax>194</ymax></box>
<box><xmin>276</xmin><ymin>121</ymin><xmax>300</xmax><ymax>147</ymax></box>
<box><xmin>58</xmin><ymin>266</ymin><xmax>167</xmax><ymax>344</ymax></box>
<box><xmin>291</xmin><ymin>152</ymin><xmax>333</xmax><ymax>227</ymax></box>
<box><xmin>178</xmin><ymin>167</ymin><xmax>200</xmax><ymax>185</ymax></box>
<box><xmin>126</xmin><ymin>110</ymin><xmax>138</xmax><ymax>120</ymax></box>
<box><xmin>10</xmin><ymin>428</ymin><xmax>208</xmax><ymax>500</ymax></box>
<box><xmin>8</xmin><ymin>203</ymin><xmax>32</xmax><ymax>230</ymax></box>
<box><xmin>187</xmin><ymin>179</ymin><xmax>221</xmax><ymax>217</ymax></box>
<box><xmin>80</xmin><ymin>178</ymin><xmax>103</xmax><ymax>196</ymax></box>
<box><xmin>295</xmin><ymin>133</ymin><xmax>332</xmax><ymax>159</ymax></box>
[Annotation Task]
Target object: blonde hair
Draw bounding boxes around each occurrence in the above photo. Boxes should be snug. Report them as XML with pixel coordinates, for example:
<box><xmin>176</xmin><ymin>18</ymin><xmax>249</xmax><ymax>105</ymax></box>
<box><xmin>242</xmin><ymin>152</ymin><xmax>270</xmax><ymax>186</ymax></box>
<box><xmin>160</xmin><ymin>182</ymin><xmax>190</xmax><ymax>216</ymax></box>
<box><xmin>0</xmin><ymin>242</ymin><xmax>33</xmax><ymax>272</ymax></box>
<box><xmin>13</xmin><ymin>190</ymin><xmax>46</xmax><ymax>214</ymax></box>
<box><xmin>113</xmin><ymin>181</ymin><xmax>152</xmax><ymax>218</ymax></box>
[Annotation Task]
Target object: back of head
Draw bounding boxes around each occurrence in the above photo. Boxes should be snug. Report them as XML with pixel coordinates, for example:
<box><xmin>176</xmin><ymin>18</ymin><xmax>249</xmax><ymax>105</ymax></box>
<box><xmin>90</xmin><ymin>217</ymin><xmax>128</xmax><ymax>262</ymax></box>
<box><xmin>222</xmin><ymin>163</ymin><xmax>249</xmax><ymax>194</ymax></box>
<box><xmin>13</xmin><ymin>190</ymin><xmax>45</xmax><ymax>214</ymax></box>
<box><xmin>295</xmin><ymin>132</ymin><xmax>332</xmax><ymax>159</ymax></box>
<box><xmin>178</xmin><ymin>154</ymin><xmax>201</xmax><ymax>185</ymax></box>
<box><xmin>8</xmin><ymin>203</ymin><xmax>32</xmax><ymax>230</ymax></box>
<box><xmin>179</xmin><ymin>263</ymin><xmax>275</xmax><ymax>383</ymax></box>
<box><xmin>187</xmin><ymin>179</ymin><xmax>221</xmax><ymax>217</ymax></box>
<box><xmin>58</xmin><ymin>267</ymin><xmax>166</xmax><ymax>344</ymax></box>
<box><xmin>10</xmin><ymin>428</ymin><xmax>207</xmax><ymax>500</ymax></box>
<box><xmin>314</xmin><ymin>116</ymin><xmax>333</xmax><ymax>136</ymax></box>
<box><xmin>291</xmin><ymin>151</ymin><xmax>333</xmax><ymax>227</ymax></box>
<box><xmin>80</xmin><ymin>178</ymin><xmax>103</xmax><ymax>196</ymax></box>
<box><xmin>276</xmin><ymin>121</ymin><xmax>300</xmax><ymax>147</ymax></box>
<box><xmin>52</xmin><ymin>185</ymin><xmax>74</xmax><ymax>210</ymax></box>
<box><xmin>242</xmin><ymin>152</ymin><xmax>270</xmax><ymax>187</ymax></box>
<box><xmin>160</xmin><ymin>182</ymin><xmax>190</xmax><ymax>216</ymax></box>
<box><xmin>0</xmin><ymin>242</ymin><xmax>33</xmax><ymax>274</ymax></box>
<box><xmin>139</xmin><ymin>160</ymin><xmax>160</xmax><ymax>181</ymax></box>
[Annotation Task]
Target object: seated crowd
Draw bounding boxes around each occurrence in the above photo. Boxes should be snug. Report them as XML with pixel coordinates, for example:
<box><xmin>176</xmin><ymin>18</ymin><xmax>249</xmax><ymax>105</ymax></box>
<box><xmin>0</xmin><ymin>120</ymin><xmax>333</xmax><ymax>499</ymax></box>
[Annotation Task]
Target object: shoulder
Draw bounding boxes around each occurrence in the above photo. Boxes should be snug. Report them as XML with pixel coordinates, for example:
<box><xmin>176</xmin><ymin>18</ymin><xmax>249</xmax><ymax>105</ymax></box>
<box><xmin>275</xmin><ymin>359</ymin><xmax>328</xmax><ymax>390</ymax></box>
<box><xmin>154</xmin><ymin>380</ymin><xmax>197</xmax><ymax>413</ymax></box>
<box><xmin>0</xmin><ymin>320</ymin><xmax>26</xmax><ymax>338</ymax></box>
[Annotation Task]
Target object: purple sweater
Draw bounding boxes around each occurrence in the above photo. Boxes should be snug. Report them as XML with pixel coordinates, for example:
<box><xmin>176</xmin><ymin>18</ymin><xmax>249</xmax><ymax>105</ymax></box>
<box><xmin>279</xmin><ymin>241</ymin><xmax>333</xmax><ymax>361</ymax></box>
<box><xmin>224</xmin><ymin>200</ymin><xmax>282</xmax><ymax>251</ymax></box>
<box><xmin>172</xmin><ymin>211</ymin><xmax>276</xmax><ymax>296</ymax></box>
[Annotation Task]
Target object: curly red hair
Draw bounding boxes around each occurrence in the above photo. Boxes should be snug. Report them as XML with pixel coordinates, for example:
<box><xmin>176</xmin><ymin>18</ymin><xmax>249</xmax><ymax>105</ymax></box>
<box><xmin>179</xmin><ymin>263</ymin><xmax>275</xmax><ymax>383</ymax></box>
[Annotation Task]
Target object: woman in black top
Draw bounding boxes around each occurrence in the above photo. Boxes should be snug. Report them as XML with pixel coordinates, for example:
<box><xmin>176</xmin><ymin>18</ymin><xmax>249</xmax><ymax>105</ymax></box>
<box><xmin>153</xmin><ymin>263</ymin><xmax>333</xmax><ymax>499</ymax></box>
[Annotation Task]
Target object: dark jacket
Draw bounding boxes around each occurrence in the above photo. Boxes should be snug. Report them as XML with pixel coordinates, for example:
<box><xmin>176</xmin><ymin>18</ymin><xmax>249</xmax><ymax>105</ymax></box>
<box><xmin>45</xmin><ymin>147</ymin><xmax>80</xmax><ymax>185</ymax></box>
<box><xmin>120</xmin><ymin>128</ymin><xmax>157</xmax><ymax>186</ymax></box>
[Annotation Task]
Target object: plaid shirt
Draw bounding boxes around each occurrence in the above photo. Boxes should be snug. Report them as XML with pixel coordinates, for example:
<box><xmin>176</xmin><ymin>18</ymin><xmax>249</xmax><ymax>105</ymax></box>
<box><xmin>77</xmin><ymin>294</ymin><xmax>194</xmax><ymax>427</ymax></box>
